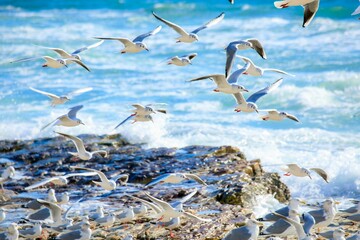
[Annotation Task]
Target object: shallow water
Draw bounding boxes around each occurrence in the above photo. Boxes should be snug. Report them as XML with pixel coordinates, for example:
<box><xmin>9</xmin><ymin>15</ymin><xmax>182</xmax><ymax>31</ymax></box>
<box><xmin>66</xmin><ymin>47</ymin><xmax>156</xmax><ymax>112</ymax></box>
<box><xmin>0</xmin><ymin>0</ymin><xmax>359</xmax><ymax>198</ymax></box>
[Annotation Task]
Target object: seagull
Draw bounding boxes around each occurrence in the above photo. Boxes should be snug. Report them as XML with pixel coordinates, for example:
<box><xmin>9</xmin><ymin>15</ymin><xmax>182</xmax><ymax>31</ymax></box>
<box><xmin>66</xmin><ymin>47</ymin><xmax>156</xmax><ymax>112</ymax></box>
<box><xmin>30</xmin><ymin>87</ymin><xmax>93</xmax><ymax>107</ymax></box>
<box><xmin>222</xmin><ymin>219</ymin><xmax>261</xmax><ymax>240</ymax></box>
<box><xmin>308</xmin><ymin>199</ymin><xmax>338</xmax><ymax>228</ymax></box>
<box><xmin>47</xmin><ymin>189</ymin><xmax>58</xmax><ymax>203</ymax></box>
<box><xmin>144</xmin><ymin>192</ymin><xmax>211</xmax><ymax>222</ymax></box>
<box><xmin>41</xmin><ymin>105</ymin><xmax>85</xmax><ymax>131</ymax></box>
<box><xmin>189</xmin><ymin>63</ymin><xmax>250</xmax><ymax>94</ymax></box>
<box><xmin>116</xmin><ymin>207</ymin><xmax>135</xmax><ymax>223</ymax></box>
<box><xmin>225</xmin><ymin>39</ymin><xmax>266</xmax><ymax>77</ymax></box>
<box><xmin>0</xmin><ymin>223</ymin><xmax>19</xmax><ymax>240</ymax></box>
<box><xmin>261</xmin><ymin>208</ymin><xmax>300</xmax><ymax>236</ymax></box>
<box><xmin>89</xmin><ymin>206</ymin><xmax>104</xmax><ymax>220</ymax></box>
<box><xmin>134</xmin><ymin>204</ymin><xmax>148</xmax><ymax>217</ymax></box>
<box><xmin>352</xmin><ymin>1</ymin><xmax>360</xmax><ymax>16</ymax></box>
<box><xmin>274</xmin><ymin>0</ymin><xmax>320</xmax><ymax>27</ymax></box>
<box><xmin>35</xmin><ymin>199</ymin><xmax>63</xmax><ymax>224</ymax></box>
<box><xmin>131</xmin><ymin>104</ymin><xmax>167</xmax><ymax>115</ymax></box>
<box><xmin>152</xmin><ymin>11</ymin><xmax>225</xmax><ymax>43</ymax></box>
<box><xmin>35</xmin><ymin>40</ymin><xmax>104</xmax><ymax>61</ymax></box>
<box><xmin>272</xmin><ymin>211</ymin><xmax>316</xmax><ymax>240</ymax></box>
<box><xmin>281</xmin><ymin>163</ymin><xmax>329</xmax><ymax>183</ymax></box>
<box><xmin>237</xmin><ymin>56</ymin><xmax>294</xmax><ymax>77</ymax></box>
<box><xmin>320</xmin><ymin>228</ymin><xmax>347</xmax><ymax>240</ymax></box>
<box><xmin>114</xmin><ymin>114</ymin><xmax>153</xmax><ymax>129</ymax></box>
<box><xmin>260</xmin><ymin>110</ymin><xmax>300</xmax><ymax>122</ymax></box>
<box><xmin>0</xmin><ymin>166</ymin><xmax>15</xmax><ymax>190</ymax></box>
<box><xmin>233</xmin><ymin>78</ymin><xmax>283</xmax><ymax>113</ymax></box>
<box><xmin>167</xmin><ymin>53</ymin><xmax>197</xmax><ymax>66</ymax></box>
<box><xmin>9</xmin><ymin>56</ymin><xmax>90</xmax><ymax>71</ymax></box>
<box><xmin>71</xmin><ymin>166</ymin><xmax>128</xmax><ymax>190</ymax></box>
<box><xmin>56</xmin><ymin>221</ymin><xmax>92</xmax><ymax>240</ymax></box>
<box><xmin>95</xmin><ymin>213</ymin><xmax>116</xmax><ymax>228</ymax></box>
<box><xmin>19</xmin><ymin>222</ymin><xmax>42</xmax><ymax>239</ymax></box>
<box><xmin>58</xmin><ymin>192</ymin><xmax>70</xmax><ymax>204</ymax></box>
<box><xmin>94</xmin><ymin>25</ymin><xmax>161</xmax><ymax>53</ymax></box>
<box><xmin>56</xmin><ymin>132</ymin><xmax>108</xmax><ymax>160</ymax></box>
<box><xmin>157</xmin><ymin>217</ymin><xmax>181</xmax><ymax>238</ymax></box>
<box><xmin>258</xmin><ymin>198</ymin><xmax>305</xmax><ymax>221</ymax></box>
<box><xmin>25</xmin><ymin>171</ymin><xmax>97</xmax><ymax>190</ymax></box>
<box><xmin>145</xmin><ymin>173</ymin><xmax>207</xmax><ymax>187</ymax></box>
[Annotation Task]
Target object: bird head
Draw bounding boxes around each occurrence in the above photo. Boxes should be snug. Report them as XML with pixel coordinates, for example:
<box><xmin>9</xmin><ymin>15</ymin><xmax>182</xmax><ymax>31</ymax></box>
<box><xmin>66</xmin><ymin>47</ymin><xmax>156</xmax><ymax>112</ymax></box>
<box><xmin>189</xmin><ymin>33</ymin><xmax>199</xmax><ymax>41</ymax></box>
<box><xmin>137</xmin><ymin>42</ymin><xmax>149</xmax><ymax>51</ymax></box>
<box><xmin>72</xmin><ymin>54</ymin><xmax>81</xmax><ymax>61</ymax></box>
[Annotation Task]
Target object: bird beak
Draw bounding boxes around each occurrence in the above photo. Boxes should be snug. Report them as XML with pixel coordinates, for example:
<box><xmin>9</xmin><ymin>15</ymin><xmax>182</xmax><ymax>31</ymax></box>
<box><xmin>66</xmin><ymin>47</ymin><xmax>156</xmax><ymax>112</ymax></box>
<box><xmin>42</xmin><ymin>64</ymin><xmax>47</xmax><ymax>67</ymax></box>
<box><xmin>81</xmin><ymin>122</ymin><xmax>85</xmax><ymax>125</ymax></box>
<box><xmin>255</xmin><ymin>109</ymin><xmax>259</xmax><ymax>113</ymax></box>
<box><xmin>300</xmin><ymin>200</ymin><xmax>307</xmax><ymax>205</ymax></box>
<box><xmin>64</xmin><ymin>64</ymin><xmax>68</xmax><ymax>68</ymax></box>
<box><xmin>244</xmin><ymin>89</ymin><xmax>249</xmax><ymax>92</ymax></box>
<box><xmin>145</xmin><ymin>48</ymin><xmax>149</xmax><ymax>51</ymax></box>
<box><xmin>335</xmin><ymin>201</ymin><xmax>341</xmax><ymax>205</ymax></box>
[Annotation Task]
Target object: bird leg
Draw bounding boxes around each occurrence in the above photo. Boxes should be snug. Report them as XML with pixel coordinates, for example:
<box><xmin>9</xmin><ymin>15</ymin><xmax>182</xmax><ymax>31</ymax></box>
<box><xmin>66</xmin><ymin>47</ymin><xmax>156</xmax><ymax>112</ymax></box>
<box><xmin>262</xmin><ymin>117</ymin><xmax>269</xmax><ymax>121</ymax></box>
<box><xmin>170</xmin><ymin>230</ymin><xmax>175</xmax><ymax>238</ymax></box>
<box><xmin>284</xmin><ymin>173</ymin><xmax>291</xmax><ymax>176</ymax></box>
<box><xmin>234</xmin><ymin>109</ymin><xmax>241</xmax><ymax>112</ymax></box>
<box><xmin>121</xmin><ymin>50</ymin><xmax>126</xmax><ymax>54</ymax></box>
<box><xmin>213</xmin><ymin>89</ymin><xmax>220</xmax><ymax>92</ymax></box>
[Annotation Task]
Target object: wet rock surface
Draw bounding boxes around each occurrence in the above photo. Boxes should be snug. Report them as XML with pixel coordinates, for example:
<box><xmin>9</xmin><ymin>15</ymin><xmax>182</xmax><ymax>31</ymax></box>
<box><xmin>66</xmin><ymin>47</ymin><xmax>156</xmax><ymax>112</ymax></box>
<box><xmin>0</xmin><ymin>134</ymin><xmax>291</xmax><ymax>239</ymax></box>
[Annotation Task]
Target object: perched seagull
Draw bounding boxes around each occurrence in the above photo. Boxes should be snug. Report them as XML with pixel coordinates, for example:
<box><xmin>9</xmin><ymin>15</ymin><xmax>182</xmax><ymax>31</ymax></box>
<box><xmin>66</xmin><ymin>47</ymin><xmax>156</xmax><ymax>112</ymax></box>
<box><xmin>116</xmin><ymin>207</ymin><xmax>135</xmax><ymax>223</ymax></box>
<box><xmin>272</xmin><ymin>211</ymin><xmax>316</xmax><ymax>240</ymax></box>
<box><xmin>258</xmin><ymin>198</ymin><xmax>305</xmax><ymax>221</ymax></box>
<box><xmin>71</xmin><ymin>166</ymin><xmax>128</xmax><ymax>190</ymax></box>
<box><xmin>189</xmin><ymin>63</ymin><xmax>250</xmax><ymax>94</ymax></box>
<box><xmin>233</xmin><ymin>78</ymin><xmax>283</xmax><ymax>113</ymax></box>
<box><xmin>225</xmin><ymin>39</ymin><xmax>266</xmax><ymax>77</ymax></box>
<box><xmin>0</xmin><ymin>208</ymin><xmax>6</xmax><ymax>223</ymax></box>
<box><xmin>260</xmin><ymin>110</ymin><xmax>300</xmax><ymax>122</ymax></box>
<box><xmin>56</xmin><ymin>132</ymin><xmax>108</xmax><ymax>160</ymax></box>
<box><xmin>261</xmin><ymin>208</ymin><xmax>300</xmax><ymax>236</ymax></box>
<box><xmin>114</xmin><ymin>114</ymin><xmax>153</xmax><ymax>129</ymax></box>
<box><xmin>237</xmin><ymin>56</ymin><xmax>294</xmax><ymax>77</ymax></box>
<box><xmin>157</xmin><ymin>217</ymin><xmax>181</xmax><ymax>238</ymax></box>
<box><xmin>95</xmin><ymin>213</ymin><xmax>116</xmax><ymax>228</ymax></box>
<box><xmin>352</xmin><ymin>1</ymin><xmax>360</xmax><ymax>16</ymax></box>
<box><xmin>56</xmin><ymin>221</ymin><xmax>92</xmax><ymax>240</ymax></box>
<box><xmin>144</xmin><ymin>192</ymin><xmax>211</xmax><ymax>222</ymax></box>
<box><xmin>89</xmin><ymin>206</ymin><xmax>104</xmax><ymax>220</ymax></box>
<box><xmin>167</xmin><ymin>53</ymin><xmax>197</xmax><ymax>66</ymax></box>
<box><xmin>47</xmin><ymin>189</ymin><xmax>58</xmax><ymax>203</ymax></box>
<box><xmin>0</xmin><ymin>223</ymin><xmax>19</xmax><ymax>240</ymax></box>
<box><xmin>274</xmin><ymin>0</ymin><xmax>320</xmax><ymax>27</ymax></box>
<box><xmin>41</xmin><ymin>105</ymin><xmax>85</xmax><ymax>131</ymax></box>
<box><xmin>152</xmin><ymin>11</ymin><xmax>225</xmax><ymax>43</ymax></box>
<box><xmin>222</xmin><ymin>219</ymin><xmax>261</xmax><ymax>240</ymax></box>
<box><xmin>94</xmin><ymin>26</ymin><xmax>161</xmax><ymax>53</ymax></box>
<box><xmin>0</xmin><ymin>166</ymin><xmax>15</xmax><ymax>190</ymax></box>
<box><xmin>308</xmin><ymin>199</ymin><xmax>338</xmax><ymax>228</ymax></box>
<box><xmin>30</xmin><ymin>87</ymin><xmax>93</xmax><ymax>107</ymax></box>
<box><xmin>57</xmin><ymin>192</ymin><xmax>70</xmax><ymax>205</ymax></box>
<box><xmin>35</xmin><ymin>40</ymin><xmax>104</xmax><ymax>61</ymax></box>
<box><xmin>9</xmin><ymin>56</ymin><xmax>90</xmax><ymax>71</ymax></box>
<box><xmin>281</xmin><ymin>163</ymin><xmax>329</xmax><ymax>183</ymax></box>
<box><xmin>146</xmin><ymin>173</ymin><xmax>207</xmax><ymax>187</ymax></box>
<box><xmin>19</xmin><ymin>222</ymin><xmax>42</xmax><ymax>239</ymax></box>
<box><xmin>134</xmin><ymin>204</ymin><xmax>148</xmax><ymax>217</ymax></box>
<box><xmin>25</xmin><ymin>171</ymin><xmax>97</xmax><ymax>190</ymax></box>
<box><xmin>320</xmin><ymin>228</ymin><xmax>346</xmax><ymax>240</ymax></box>
<box><xmin>131</xmin><ymin>104</ymin><xmax>167</xmax><ymax>115</ymax></box>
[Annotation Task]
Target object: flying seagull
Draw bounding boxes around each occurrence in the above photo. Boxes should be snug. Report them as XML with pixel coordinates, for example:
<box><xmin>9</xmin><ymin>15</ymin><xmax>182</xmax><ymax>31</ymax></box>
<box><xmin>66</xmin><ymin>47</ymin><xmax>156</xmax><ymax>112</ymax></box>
<box><xmin>259</xmin><ymin>110</ymin><xmax>300</xmax><ymax>122</ymax></box>
<box><xmin>152</xmin><ymin>11</ymin><xmax>225</xmax><ymax>43</ymax></box>
<box><xmin>167</xmin><ymin>53</ymin><xmax>197</xmax><ymax>66</ymax></box>
<box><xmin>41</xmin><ymin>105</ymin><xmax>85</xmax><ymax>131</ymax></box>
<box><xmin>281</xmin><ymin>163</ymin><xmax>329</xmax><ymax>183</ymax></box>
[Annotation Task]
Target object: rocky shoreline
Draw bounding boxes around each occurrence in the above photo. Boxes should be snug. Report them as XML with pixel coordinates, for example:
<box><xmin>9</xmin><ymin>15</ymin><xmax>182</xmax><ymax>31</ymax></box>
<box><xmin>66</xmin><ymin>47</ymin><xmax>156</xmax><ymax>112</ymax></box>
<box><xmin>0</xmin><ymin>134</ymin><xmax>292</xmax><ymax>239</ymax></box>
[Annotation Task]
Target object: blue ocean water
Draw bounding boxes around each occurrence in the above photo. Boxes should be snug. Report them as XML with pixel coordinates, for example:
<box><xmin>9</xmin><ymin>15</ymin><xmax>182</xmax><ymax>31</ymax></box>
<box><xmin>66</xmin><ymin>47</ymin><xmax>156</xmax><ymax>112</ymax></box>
<box><xmin>0</xmin><ymin>0</ymin><xmax>359</xmax><ymax>198</ymax></box>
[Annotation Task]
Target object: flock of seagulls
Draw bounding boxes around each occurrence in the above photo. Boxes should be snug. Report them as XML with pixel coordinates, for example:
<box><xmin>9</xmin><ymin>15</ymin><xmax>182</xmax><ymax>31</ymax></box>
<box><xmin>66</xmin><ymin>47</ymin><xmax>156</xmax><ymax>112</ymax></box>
<box><xmin>1</xmin><ymin>0</ymin><xmax>359</xmax><ymax>239</ymax></box>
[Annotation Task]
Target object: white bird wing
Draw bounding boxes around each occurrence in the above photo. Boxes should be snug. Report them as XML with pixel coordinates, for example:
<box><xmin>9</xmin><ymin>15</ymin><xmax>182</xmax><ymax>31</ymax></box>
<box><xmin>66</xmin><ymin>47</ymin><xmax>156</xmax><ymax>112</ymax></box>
<box><xmin>114</xmin><ymin>114</ymin><xmax>135</xmax><ymax>129</ymax></box>
<box><xmin>352</xmin><ymin>5</ymin><xmax>360</xmax><ymax>15</ymax></box>
<box><xmin>227</xmin><ymin>62</ymin><xmax>250</xmax><ymax>84</ymax></box>
<box><xmin>66</xmin><ymin>87</ymin><xmax>93</xmax><ymax>99</ymax></box>
<box><xmin>309</xmin><ymin>168</ymin><xmax>329</xmax><ymax>183</ymax></box>
<box><xmin>40</xmin><ymin>118</ymin><xmax>60</xmax><ymax>131</ymax></box>
<box><xmin>93</xmin><ymin>37</ymin><xmax>133</xmax><ymax>46</ymax></box>
<box><xmin>246</xmin><ymin>78</ymin><xmax>283</xmax><ymax>103</ymax></box>
<box><xmin>72</xmin><ymin>40</ymin><xmax>104</xmax><ymax>55</ymax></box>
<box><xmin>183</xmin><ymin>211</ymin><xmax>212</xmax><ymax>222</ymax></box>
<box><xmin>67</xmin><ymin>105</ymin><xmax>83</xmax><ymax>119</ymax></box>
<box><xmin>285</xmin><ymin>163</ymin><xmax>303</xmax><ymax>173</ymax></box>
<box><xmin>36</xmin><ymin>199</ymin><xmax>63</xmax><ymax>222</ymax></box>
<box><xmin>71</xmin><ymin>166</ymin><xmax>108</xmax><ymax>183</ymax></box>
<box><xmin>225</xmin><ymin>41</ymin><xmax>242</xmax><ymax>78</ymax></box>
<box><xmin>232</xmin><ymin>92</ymin><xmax>247</xmax><ymax>105</ymax></box>
<box><xmin>179</xmin><ymin>189</ymin><xmax>198</xmax><ymax>204</ymax></box>
<box><xmin>9</xmin><ymin>56</ymin><xmax>44</xmax><ymax>64</ymax></box>
<box><xmin>64</xmin><ymin>172</ymin><xmax>98</xmax><ymax>178</ymax></box>
<box><xmin>65</xmin><ymin>58</ymin><xmax>90</xmax><ymax>72</ymax></box>
<box><xmin>25</xmin><ymin>177</ymin><xmax>59</xmax><ymax>190</ymax></box>
<box><xmin>285</xmin><ymin>113</ymin><xmax>300</xmax><ymax>122</ymax></box>
<box><xmin>302</xmin><ymin>0</ymin><xmax>320</xmax><ymax>27</ymax></box>
<box><xmin>144</xmin><ymin>192</ymin><xmax>174</xmax><ymax>211</ymax></box>
<box><xmin>247</xmin><ymin>38</ymin><xmax>267</xmax><ymax>59</ymax></box>
<box><xmin>111</xmin><ymin>174</ymin><xmax>129</xmax><ymax>184</ymax></box>
<box><xmin>132</xmin><ymin>104</ymin><xmax>146</xmax><ymax>112</ymax></box>
<box><xmin>272</xmin><ymin>212</ymin><xmax>306</xmax><ymax>238</ymax></box>
<box><xmin>126</xmin><ymin>195</ymin><xmax>163</xmax><ymax>213</ymax></box>
<box><xmin>56</xmin><ymin>131</ymin><xmax>87</xmax><ymax>155</ymax></box>
<box><xmin>133</xmin><ymin>25</ymin><xmax>162</xmax><ymax>42</ymax></box>
<box><xmin>191</xmin><ymin>12</ymin><xmax>225</xmax><ymax>34</ymax></box>
<box><xmin>184</xmin><ymin>173</ymin><xmax>207</xmax><ymax>186</ymax></box>
<box><xmin>262</xmin><ymin>68</ymin><xmax>294</xmax><ymax>77</ymax></box>
<box><xmin>29</xmin><ymin>87</ymin><xmax>60</xmax><ymax>99</ymax></box>
<box><xmin>152</xmin><ymin>12</ymin><xmax>189</xmax><ymax>36</ymax></box>
<box><xmin>189</xmin><ymin>74</ymin><xmax>228</xmax><ymax>88</ymax></box>
<box><xmin>145</xmin><ymin>173</ymin><xmax>172</xmax><ymax>187</ymax></box>
<box><xmin>33</xmin><ymin>45</ymin><xmax>72</xmax><ymax>58</ymax></box>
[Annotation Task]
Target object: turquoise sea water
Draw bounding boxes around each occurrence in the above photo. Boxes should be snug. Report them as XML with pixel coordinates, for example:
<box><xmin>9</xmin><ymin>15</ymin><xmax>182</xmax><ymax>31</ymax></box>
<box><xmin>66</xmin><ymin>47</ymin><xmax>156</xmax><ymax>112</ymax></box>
<box><xmin>0</xmin><ymin>0</ymin><xmax>359</xmax><ymax>198</ymax></box>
